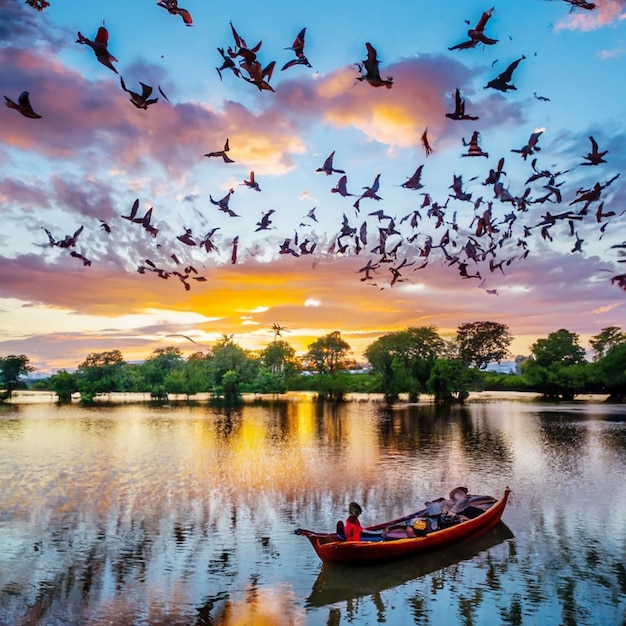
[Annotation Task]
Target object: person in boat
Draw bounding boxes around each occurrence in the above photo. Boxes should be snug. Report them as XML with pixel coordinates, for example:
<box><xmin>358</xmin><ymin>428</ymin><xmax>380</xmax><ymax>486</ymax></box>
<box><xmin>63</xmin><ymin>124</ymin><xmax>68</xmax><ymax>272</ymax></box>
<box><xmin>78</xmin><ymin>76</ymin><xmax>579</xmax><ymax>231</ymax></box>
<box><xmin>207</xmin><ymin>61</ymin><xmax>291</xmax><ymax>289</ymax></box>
<box><xmin>344</xmin><ymin>501</ymin><xmax>363</xmax><ymax>541</ymax></box>
<box><xmin>337</xmin><ymin>502</ymin><xmax>385</xmax><ymax>542</ymax></box>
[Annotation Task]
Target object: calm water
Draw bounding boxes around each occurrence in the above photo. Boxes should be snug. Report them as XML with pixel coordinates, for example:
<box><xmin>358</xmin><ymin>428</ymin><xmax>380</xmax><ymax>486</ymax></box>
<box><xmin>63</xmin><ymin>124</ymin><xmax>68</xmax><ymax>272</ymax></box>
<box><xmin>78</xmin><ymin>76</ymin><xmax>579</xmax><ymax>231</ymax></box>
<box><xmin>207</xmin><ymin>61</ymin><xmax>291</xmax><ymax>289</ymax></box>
<box><xmin>0</xmin><ymin>394</ymin><xmax>625</xmax><ymax>626</ymax></box>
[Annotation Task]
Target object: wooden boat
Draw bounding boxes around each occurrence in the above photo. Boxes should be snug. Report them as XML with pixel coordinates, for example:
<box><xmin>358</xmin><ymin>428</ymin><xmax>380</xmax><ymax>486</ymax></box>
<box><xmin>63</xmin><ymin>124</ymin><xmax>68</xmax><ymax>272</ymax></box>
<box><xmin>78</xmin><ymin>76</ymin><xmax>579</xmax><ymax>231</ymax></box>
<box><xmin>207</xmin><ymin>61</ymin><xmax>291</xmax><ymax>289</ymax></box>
<box><xmin>296</xmin><ymin>487</ymin><xmax>510</xmax><ymax>565</ymax></box>
<box><xmin>306</xmin><ymin>521</ymin><xmax>514</xmax><ymax>607</ymax></box>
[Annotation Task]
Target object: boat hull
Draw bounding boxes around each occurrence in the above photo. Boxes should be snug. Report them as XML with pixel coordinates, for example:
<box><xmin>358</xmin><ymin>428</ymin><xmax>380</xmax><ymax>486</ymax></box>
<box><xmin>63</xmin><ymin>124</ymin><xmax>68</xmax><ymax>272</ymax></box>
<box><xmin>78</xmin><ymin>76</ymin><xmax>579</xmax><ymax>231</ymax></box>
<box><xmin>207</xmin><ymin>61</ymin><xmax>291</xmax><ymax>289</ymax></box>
<box><xmin>298</xmin><ymin>488</ymin><xmax>510</xmax><ymax>565</ymax></box>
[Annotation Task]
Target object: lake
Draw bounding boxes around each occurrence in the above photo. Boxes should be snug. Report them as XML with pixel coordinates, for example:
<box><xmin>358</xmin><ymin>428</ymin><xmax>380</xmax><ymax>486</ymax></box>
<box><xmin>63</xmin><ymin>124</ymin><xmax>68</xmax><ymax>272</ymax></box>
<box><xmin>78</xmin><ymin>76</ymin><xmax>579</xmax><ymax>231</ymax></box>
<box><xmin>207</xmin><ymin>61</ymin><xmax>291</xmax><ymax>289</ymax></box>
<box><xmin>0</xmin><ymin>393</ymin><xmax>625</xmax><ymax>625</ymax></box>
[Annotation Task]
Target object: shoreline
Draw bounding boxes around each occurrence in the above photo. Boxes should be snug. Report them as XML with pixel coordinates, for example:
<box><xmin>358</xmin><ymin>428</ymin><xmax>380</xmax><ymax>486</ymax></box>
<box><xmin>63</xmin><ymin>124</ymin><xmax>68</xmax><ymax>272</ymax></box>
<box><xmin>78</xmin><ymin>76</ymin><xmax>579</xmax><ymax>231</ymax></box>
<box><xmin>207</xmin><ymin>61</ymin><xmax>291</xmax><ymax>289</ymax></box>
<box><xmin>0</xmin><ymin>389</ymin><xmax>613</xmax><ymax>405</ymax></box>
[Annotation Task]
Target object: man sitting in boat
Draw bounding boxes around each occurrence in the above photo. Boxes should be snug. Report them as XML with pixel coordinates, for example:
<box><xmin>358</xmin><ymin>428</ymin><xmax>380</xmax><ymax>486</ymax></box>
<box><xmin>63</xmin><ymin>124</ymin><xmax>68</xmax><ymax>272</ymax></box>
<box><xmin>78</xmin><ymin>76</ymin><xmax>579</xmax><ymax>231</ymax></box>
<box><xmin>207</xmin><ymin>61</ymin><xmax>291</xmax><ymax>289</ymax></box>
<box><xmin>337</xmin><ymin>502</ymin><xmax>385</xmax><ymax>542</ymax></box>
<box><xmin>344</xmin><ymin>501</ymin><xmax>363</xmax><ymax>541</ymax></box>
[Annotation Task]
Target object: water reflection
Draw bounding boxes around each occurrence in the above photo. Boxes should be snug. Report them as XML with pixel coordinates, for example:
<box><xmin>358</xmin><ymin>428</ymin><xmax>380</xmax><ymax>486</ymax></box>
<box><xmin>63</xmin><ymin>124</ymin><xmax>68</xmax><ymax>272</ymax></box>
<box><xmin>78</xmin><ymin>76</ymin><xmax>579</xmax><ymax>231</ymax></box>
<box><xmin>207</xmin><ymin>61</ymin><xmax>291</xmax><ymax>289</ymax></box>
<box><xmin>0</xmin><ymin>398</ymin><xmax>624</xmax><ymax>625</ymax></box>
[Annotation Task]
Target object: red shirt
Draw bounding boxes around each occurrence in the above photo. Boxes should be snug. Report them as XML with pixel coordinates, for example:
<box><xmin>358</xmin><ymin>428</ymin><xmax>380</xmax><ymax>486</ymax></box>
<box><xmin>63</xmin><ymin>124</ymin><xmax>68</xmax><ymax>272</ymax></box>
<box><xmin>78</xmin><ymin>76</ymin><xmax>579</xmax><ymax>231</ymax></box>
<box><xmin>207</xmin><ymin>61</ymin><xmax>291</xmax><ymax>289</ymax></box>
<box><xmin>344</xmin><ymin>515</ymin><xmax>362</xmax><ymax>541</ymax></box>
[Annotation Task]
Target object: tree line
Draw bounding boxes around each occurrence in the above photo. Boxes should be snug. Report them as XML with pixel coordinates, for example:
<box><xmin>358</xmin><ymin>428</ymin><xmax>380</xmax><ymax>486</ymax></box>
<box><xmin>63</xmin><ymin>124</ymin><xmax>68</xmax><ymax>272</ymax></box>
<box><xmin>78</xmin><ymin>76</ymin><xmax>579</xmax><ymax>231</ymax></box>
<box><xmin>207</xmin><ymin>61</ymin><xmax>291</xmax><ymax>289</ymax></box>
<box><xmin>1</xmin><ymin>323</ymin><xmax>625</xmax><ymax>404</ymax></box>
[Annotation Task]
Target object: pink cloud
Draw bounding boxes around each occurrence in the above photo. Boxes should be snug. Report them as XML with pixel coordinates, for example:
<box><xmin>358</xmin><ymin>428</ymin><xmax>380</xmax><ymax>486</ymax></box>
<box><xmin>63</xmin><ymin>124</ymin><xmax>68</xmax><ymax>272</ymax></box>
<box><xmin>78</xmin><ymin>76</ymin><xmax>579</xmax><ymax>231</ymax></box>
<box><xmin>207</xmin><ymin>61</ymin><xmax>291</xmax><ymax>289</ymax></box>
<box><xmin>555</xmin><ymin>0</ymin><xmax>626</xmax><ymax>31</ymax></box>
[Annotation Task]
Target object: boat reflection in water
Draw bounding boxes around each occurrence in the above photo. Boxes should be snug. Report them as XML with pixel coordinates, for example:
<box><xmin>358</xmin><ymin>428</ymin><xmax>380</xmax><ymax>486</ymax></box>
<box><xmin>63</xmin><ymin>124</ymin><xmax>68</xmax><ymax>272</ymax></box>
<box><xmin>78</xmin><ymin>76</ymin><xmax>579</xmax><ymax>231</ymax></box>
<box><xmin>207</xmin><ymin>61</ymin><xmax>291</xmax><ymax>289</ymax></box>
<box><xmin>307</xmin><ymin>522</ymin><xmax>514</xmax><ymax>608</ymax></box>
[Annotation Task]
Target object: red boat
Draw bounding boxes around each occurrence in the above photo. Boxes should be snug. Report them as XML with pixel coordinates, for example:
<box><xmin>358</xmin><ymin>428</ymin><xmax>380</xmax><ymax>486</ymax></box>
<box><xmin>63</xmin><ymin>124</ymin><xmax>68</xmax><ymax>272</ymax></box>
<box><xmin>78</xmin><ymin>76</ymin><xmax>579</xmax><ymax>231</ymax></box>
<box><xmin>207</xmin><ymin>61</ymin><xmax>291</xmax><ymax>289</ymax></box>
<box><xmin>296</xmin><ymin>487</ymin><xmax>511</xmax><ymax>565</ymax></box>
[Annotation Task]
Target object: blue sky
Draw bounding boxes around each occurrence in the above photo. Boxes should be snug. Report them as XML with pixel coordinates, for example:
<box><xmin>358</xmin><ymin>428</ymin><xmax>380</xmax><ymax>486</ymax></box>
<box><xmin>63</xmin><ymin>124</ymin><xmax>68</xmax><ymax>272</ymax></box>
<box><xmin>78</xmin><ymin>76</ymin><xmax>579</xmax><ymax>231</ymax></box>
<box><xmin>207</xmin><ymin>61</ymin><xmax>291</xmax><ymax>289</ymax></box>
<box><xmin>1</xmin><ymin>0</ymin><xmax>625</xmax><ymax>373</ymax></box>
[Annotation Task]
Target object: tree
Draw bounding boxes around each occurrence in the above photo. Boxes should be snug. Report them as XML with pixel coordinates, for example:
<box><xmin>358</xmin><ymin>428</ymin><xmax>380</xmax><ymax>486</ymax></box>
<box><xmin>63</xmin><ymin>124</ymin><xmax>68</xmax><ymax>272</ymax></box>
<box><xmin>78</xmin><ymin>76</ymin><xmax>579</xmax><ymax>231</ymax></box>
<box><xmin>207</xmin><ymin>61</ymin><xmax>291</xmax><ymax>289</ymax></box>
<box><xmin>364</xmin><ymin>326</ymin><xmax>444</xmax><ymax>402</ymax></box>
<box><xmin>305</xmin><ymin>331</ymin><xmax>351</xmax><ymax>374</ymax></box>
<box><xmin>521</xmin><ymin>329</ymin><xmax>588</xmax><ymax>400</ymax></box>
<box><xmin>261</xmin><ymin>340</ymin><xmax>297</xmax><ymax>377</ymax></box>
<box><xmin>48</xmin><ymin>369</ymin><xmax>78</xmax><ymax>403</ymax></box>
<box><xmin>221</xmin><ymin>370</ymin><xmax>240</xmax><ymax>402</ymax></box>
<box><xmin>426</xmin><ymin>359</ymin><xmax>475</xmax><ymax>403</ymax></box>
<box><xmin>76</xmin><ymin>349</ymin><xmax>127</xmax><ymax>401</ymax></box>
<box><xmin>210</xmin><ymin>336</ymin><xmax>258</xmax><ymax>392</ymax></box>
<box><xmin>140</xmin><ymin>347</ymin><xmax>185</xmax><ymax>398</ymax></box>
<box><xmin>530</xmin><ymin>329</ymin><xmax>586</xmax><ymax>367</ymax></box>
<box><xmin>591</xmin><ymin>343</ymin><xmax>626</xmax><ymax>403</ymax></box>
<box><xmin>590</xmin><ymin>326</ymin><xmax>626</xmax><ymax>361</ymax></box>
<box><xmin>0</xmin><ymin>354</ymin><xmax>34</xmax><ymax>400</ymax></box>
<box><xmin>456</xmin><ymin>321</ymin><xmax>513</xmax><ymax>370</ymax></box>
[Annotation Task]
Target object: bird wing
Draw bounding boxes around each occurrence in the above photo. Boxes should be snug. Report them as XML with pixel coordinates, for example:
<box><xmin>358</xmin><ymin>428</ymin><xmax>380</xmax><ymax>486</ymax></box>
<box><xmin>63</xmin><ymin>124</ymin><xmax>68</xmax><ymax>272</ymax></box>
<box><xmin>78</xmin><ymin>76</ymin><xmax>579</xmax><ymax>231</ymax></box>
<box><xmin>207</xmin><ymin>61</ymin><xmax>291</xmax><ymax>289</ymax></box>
<box><xmin>474</xmin><ymin>7</ymin><xmax>493</xmax><ymax>32</ymax></box>
<box><xmin>501</xmin><ymin>56</ymin><xmax>525</xmax><ymax>82</ymax></box>
<box><xmin>139</xmin><ymin>82</ymin><xmax>154</xmax><ymax>99</ymax></box>
<box><xmin>178</xmin><ymin>8</ymin><xmax>193</xmax><ymax>25</ymax></box>
<box><xmin>365</xmin><ymin>42</ymin><xmax>378</xmax><ymax>63</ymax></box>
<box><xmin>290</xmin><ymin>27</ymin><xmax>306</xmax><ymax>54</ymax></box>
<box><xmin>449</xmin><ymin>39</ymin><xmax>476</xmax><ymax>51</ymax></box>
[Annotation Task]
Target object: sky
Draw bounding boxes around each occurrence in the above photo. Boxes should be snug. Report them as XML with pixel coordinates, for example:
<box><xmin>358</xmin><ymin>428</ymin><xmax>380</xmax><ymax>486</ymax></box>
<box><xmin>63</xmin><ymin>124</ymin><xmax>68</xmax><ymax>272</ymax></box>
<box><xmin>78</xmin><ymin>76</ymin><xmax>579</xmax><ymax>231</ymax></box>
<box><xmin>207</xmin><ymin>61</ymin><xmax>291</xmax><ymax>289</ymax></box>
<box><xmin>1</xmin><ymin>0</ymin><xmax>625</xmax><ymax>374</ymax></box>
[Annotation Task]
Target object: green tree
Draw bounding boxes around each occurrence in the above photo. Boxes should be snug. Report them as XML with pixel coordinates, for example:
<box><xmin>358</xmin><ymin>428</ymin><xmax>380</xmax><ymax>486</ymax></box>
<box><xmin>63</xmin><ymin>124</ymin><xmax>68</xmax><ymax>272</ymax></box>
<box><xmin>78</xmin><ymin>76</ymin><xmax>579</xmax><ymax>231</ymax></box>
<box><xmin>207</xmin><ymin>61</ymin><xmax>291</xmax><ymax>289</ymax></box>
<box><xmin>590</xmin><ymin>326</ymin><xmax>626</xmax><ymax>361</ymax></box>
<box><xmin>0</xmin><ymin>354</ymin><xmax>35</xmax><ymax>400</ymax></box>
<box><xmin>456</xmin><ymin>321</ymin><xmax>513</xmax><ymax>370</ymax></box>
<box><xmin>530</xmin><ymin>329</ymin><xmax>586</xmax><ymax>367</ymax></box>
<box><xmin>140</xmin><ymin>347</ymin><xmax>185</xmax><ymax>398</ymax></box>
<box><xmin>364</xmin><ymin>326</ymin><xmax>444</xmax><ymax>402</ymax></box>
<box><xmin>521</xmin><ymin>329</ymin><xmax>588</xmax><ymax>400</ymax></box>
<box><xmin>253</xmin><ymin>370</ymin><xmax>288</xmax><ymax>394</ymax></box>
<box><xmin>592</xmin><ymin>343</ymin><xmax>626</xmax><ymax>402</ymax></box>
<box><xmin>426</xmin><ymin>359</ymin><xmax>475</xmax><ymax>403</ymax></box>
<box><xmin>221</xmin><ymin>370</ymin><xmax>240</xmax><ymax>402</ymax></box>
<box><xmin>210</xmin><ymin>336</ymin><xmax>258</xmax><ymax>392</ymax></box>
<box><xmin>261</xmin><ymin>340</ymin><xmax>298</xmax><ymax>377</ymax></box>
<box><xmin>178</xmin><ymin>351</ymin><xmax>211</xmax><ymax>397</ymax></box>
<box><xmin>48</xmin><ymin>369</ymin><xmax>78</xmax><ymax>403</ymax></box>
<box><xmin>76</xmin><ymin>350</ymin><xmax>127</xmax><ymax>401</ymax></box>
<box><xmin>305</xmin><ymin>331</ymin><xmax>351</xmax><ymax>374</ymax></box>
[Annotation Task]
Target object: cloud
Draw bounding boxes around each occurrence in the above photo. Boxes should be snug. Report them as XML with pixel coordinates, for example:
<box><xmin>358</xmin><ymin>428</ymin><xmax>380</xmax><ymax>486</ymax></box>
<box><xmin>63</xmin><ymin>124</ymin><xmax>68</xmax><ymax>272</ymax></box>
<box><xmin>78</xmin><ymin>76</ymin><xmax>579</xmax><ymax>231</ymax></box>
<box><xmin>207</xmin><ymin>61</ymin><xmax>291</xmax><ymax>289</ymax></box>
<box><xmin>555</xmin><ymin>0</ymin><xmax>626</xmax><ymax>32</ymax></box>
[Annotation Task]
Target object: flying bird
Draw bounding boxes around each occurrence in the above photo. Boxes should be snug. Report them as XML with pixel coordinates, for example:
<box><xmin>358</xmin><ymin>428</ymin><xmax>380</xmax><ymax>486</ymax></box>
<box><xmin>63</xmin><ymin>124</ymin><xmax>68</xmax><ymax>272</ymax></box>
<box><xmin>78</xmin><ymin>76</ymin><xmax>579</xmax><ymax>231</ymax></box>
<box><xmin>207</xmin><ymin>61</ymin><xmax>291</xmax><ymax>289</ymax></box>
<box><xmin>70</xmin><ymin>250</ymin><xmax>92</xmax><ymax>266</ymax></box>
<box><xmin>354</xmin><ymin>174</ymin><xmax>382</xmax><ymax>213</ymax></box>
<box><xmin>198</xmin><ymin>228</ymin><xmax>220</xmax><ymax>254</ymax></box>
<box><xmin>512</xmin><ymin>128</ymin><xmax>544</xmax><ymax>159</ymax></box>
<box><xmin>52</xmin><ymin>225</ymin><xmax>85</xmax><ymax>248</ymax></box>
<box><xmin>4</xmin><ymin>91</ymin><xmax>41</xmax><ymax>119</ymax></box>
<box><xmin>166</xmin><ymin>334</ymin><xmax>200</xmax><ymax>345</ymax></box>
<box><xmin>210</xmin><ymin>188</ymin><xmax>238</xmax><ymax>216</ymax></box>
<box><xmin>355</xmin><ymin>43</ymin><xmax>393</xmax><ymax>89</ymax></box>
<box><xmin>302</xmin><ymin>207</ymin><xmax>318</xmax><ymax>222</ymax></box>
<box><xmin>449</xmin><ymin>7</ymin><xmax>498</xmax><ymax>51</ymax></box>
<box><xmin>241</xmin><ymin>60</ymin><xmax>277</xmax><ymax>92</ymax></box>
<box><xmin>562</xmin><ymin>0</ymin><xmax>596</xmax><ymax>9</ymax></box>
<box><xmin>255</xmin><ymin>209</ymin><xmax>276</xmax><ymax>231</ymax></box>
<box><xmin>421</xmin><ymin>129</ymin><xmax>433</xmax><ymax>156</ymax></box>
<box><xmin>205</xmin><ymin>138</ymin><xmax>234</xmax><ymax>163</ymax></box>
<box><xmin>485</xmin><ymin>56</ymin><xmax>525</xmax><ymax>92</ymax></box>
<box><xmin>445</xmin><ymin>88</ymin><xmax>479</xmax><ymax>121</ymax></box>
<box><xmin>330</xmin><ymin>175</ymin><xmax>355</xmax><ymax>198</ymax></box>
<box><xmin>122</xmin><ymin>198</ymin><xmax>140</xmax><ymax>222</ymax></box>
<box><xmin>177</xmin><ymin>228</ymin><xmax>197</xmax><ymax>246</ymax></box>
<box><xmin>242</xmin><ymin>171</ymin><xmax>261</xmax><ymax>191</ymax></box>
<box><xmin>400</xmin><ymin>165</ymin><xmax>425</xmax><ymax>190</ymax></box>
<box><xmin>581</xmin><ymin>135</ymin><xmax>608</xmax><ymax>165</ymax></box>
<box><xmin>76</xmin><ymin>24</ymin><xmax>119</xmax><ymax>74</ymax></box>
<box><xmin>25</xmin><ymin>0</ymin><xmax>50</xmax><ymax>10</ymax></box>
<box><xmin>316</xmin><ymin>151</ymin><xmax>345</xmax><ymax>175</ymax></box>
<box><xmin>282</xmin><ymin>27</ymin><xmax>312</xmax><ymax>70</ymax></box>
<box><xmin>156</xmin><ymin>0</ymin><xmax>193</xmax><ymax>26</ymax></box>
<box><xmin>462</xmin><ymin>131</ymin><xmax>489</xmax><ymax>158</ymax></box>
<box><xmin>231</xmin><ymin>236</ymin><xmax>239</xmax><ymax>264</ymax></box>
<box><xmin>216</xmin><ymin>48</ymin><xmax>240</xmax><ymax>80</ymax></box>
<box><xmin>120</xmin><ymin>77</ymin><xmax>158</xmax><ymax>109</ymax></box>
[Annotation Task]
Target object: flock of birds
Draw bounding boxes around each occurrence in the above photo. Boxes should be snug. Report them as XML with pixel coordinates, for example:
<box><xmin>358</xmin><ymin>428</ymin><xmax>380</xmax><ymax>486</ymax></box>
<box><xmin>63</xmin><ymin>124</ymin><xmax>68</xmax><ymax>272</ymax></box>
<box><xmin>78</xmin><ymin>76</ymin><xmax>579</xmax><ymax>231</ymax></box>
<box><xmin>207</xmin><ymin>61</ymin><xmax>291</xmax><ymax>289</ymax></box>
<box><xmin>5</xmin><ymin>1</ymin><xmax>625</xmax><ymax>295</ymax></box>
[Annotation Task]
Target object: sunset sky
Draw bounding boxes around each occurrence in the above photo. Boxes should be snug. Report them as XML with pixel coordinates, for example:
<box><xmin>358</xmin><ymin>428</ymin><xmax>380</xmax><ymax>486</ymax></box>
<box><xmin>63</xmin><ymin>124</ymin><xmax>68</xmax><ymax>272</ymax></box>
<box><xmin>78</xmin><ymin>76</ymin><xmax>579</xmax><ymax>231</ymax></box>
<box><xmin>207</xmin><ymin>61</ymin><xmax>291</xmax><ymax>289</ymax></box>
<box><xmin>1</xmin><ymin>0</ymin><xmax>625</xmax><ymax>374</ymax></box>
